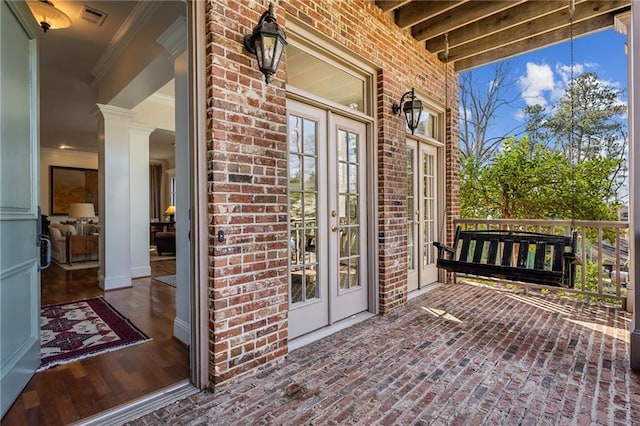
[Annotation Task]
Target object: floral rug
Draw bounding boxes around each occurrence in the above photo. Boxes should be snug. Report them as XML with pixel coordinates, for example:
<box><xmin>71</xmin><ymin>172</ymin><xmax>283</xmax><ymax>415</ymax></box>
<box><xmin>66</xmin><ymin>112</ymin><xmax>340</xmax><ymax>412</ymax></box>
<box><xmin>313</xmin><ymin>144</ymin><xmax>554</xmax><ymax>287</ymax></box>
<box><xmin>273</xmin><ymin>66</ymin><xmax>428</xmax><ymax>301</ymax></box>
<box><xmin>39</xmin><ymin>297</ymin><xmax>150</xmax><ymax>371</ymax></box>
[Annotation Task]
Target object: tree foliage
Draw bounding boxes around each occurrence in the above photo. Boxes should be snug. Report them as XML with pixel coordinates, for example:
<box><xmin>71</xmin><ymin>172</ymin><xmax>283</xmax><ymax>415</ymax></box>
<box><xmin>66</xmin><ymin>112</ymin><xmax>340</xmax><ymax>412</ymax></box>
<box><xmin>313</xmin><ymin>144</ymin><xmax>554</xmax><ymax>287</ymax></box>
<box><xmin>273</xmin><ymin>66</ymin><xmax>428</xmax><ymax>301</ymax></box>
<box><xmin>522</xmin><ymin>72</ymin><xmax>628</xmax><ymax>203</ymax></box>
<box><xmin>460</xmin><ymin>71</ymin><xmax>627</xmax><ymax>220</ymax></box>
<box><xmin>460</xmin><ymin>136</ymin><xmax>619</xmax><ymax>220</ymax></box>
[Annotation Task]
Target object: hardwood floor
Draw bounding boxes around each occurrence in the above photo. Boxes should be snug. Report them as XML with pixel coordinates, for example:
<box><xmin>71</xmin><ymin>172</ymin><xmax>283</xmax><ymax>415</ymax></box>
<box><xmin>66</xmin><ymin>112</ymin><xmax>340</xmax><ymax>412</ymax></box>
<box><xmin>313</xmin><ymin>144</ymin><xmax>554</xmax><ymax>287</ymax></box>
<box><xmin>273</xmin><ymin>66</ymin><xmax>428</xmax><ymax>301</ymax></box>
<box><xmin>1</xmin><ymin>260</ymin><xmax>190</xmax><ymax>426</ymax></box>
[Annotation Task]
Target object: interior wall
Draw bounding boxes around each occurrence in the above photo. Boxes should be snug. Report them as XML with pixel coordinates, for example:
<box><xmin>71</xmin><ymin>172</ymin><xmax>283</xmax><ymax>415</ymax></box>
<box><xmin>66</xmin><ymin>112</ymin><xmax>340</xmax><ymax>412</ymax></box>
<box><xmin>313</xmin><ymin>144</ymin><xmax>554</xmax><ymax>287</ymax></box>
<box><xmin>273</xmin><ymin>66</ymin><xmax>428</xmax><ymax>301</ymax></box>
<box><xmin>40</xmin><ymin>148</ymin><xmax>99</xmax><ymax>220</ymax></box>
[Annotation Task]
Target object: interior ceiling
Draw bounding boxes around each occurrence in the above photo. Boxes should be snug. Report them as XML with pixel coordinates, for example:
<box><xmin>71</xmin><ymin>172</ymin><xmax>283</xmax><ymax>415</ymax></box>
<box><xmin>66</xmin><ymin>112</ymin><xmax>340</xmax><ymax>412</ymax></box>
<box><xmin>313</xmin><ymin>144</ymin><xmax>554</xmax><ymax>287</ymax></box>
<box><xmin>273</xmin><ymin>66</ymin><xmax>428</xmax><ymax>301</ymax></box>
<box><xmin>376</xmin><ymin>0</ymin><xmax>632</xmax><ymax>71</ymax></box>
<box><xmin>40</xmin><ymin>1</ymin><xmax>177</xmax><ymax>161</ymax></box>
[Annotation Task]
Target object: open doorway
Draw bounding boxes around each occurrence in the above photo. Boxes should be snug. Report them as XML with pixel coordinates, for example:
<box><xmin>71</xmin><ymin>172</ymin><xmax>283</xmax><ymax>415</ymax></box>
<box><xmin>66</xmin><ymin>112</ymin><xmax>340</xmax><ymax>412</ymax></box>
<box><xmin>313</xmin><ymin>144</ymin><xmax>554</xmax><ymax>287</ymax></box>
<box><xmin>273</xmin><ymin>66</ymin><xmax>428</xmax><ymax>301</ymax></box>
<box><xmin>1</xmin><ymin>1</ymin><xmax>193</xmax><ymax>423</ymax></box>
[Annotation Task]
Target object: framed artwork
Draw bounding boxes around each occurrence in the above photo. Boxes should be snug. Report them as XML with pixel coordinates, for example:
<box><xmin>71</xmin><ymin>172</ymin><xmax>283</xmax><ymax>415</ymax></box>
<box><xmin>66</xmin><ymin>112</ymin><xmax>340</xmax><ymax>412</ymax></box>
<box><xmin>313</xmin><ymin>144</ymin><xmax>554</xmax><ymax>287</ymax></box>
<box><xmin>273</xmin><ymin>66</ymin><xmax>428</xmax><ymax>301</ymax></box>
<box><xmin>50</xmin><ymin>166</ymin><xmax>98</xmax><ymax>215</ymax></box>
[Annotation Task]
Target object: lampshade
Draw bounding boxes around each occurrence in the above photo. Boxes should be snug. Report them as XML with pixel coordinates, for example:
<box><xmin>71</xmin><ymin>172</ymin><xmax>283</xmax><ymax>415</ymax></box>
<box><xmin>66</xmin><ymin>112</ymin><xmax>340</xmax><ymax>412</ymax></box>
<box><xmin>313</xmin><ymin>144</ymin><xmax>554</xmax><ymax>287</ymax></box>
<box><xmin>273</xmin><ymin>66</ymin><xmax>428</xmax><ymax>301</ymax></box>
<box><xmin>68</xmin><ymin>203</ymin><xmax>95</xmax><ymax>218</ymax></box>
<box><xmin>164</xmin><ymin>205</ymin><xmax>176</xmax><ymax>215</ymax></box>
<box><xmin>27</xmin><ymin>0</ymin><xmax>71</xmax><ymax>32</ymax></box>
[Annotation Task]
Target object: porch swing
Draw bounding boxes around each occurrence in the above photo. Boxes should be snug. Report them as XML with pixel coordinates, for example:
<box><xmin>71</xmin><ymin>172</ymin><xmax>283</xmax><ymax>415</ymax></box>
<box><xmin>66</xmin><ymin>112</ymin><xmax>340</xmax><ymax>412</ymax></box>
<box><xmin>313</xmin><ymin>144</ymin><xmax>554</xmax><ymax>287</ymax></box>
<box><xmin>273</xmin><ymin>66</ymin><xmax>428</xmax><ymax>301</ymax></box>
<box><xmin>433</xmin><ymin>1</ymin><xmax>581</xmax><ymax>289</ymax></box>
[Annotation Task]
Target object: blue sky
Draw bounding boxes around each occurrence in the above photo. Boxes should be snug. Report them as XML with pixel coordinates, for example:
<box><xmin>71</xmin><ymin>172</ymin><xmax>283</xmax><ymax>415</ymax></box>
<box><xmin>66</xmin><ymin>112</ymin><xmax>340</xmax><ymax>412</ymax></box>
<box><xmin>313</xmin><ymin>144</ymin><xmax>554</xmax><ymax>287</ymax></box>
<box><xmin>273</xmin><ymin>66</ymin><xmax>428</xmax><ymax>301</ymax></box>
<box><xmin>462</xmin><ymin>28</ymin><xmax>629</xmax><ymax>139</ymax></box>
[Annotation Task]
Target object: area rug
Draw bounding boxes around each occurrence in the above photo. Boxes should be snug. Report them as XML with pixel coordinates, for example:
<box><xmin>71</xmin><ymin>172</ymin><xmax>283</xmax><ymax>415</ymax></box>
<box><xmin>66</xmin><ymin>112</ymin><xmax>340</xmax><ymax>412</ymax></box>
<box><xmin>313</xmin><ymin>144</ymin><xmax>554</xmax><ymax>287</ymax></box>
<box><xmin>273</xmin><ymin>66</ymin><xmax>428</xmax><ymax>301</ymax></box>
<box><xmin>153</xmin><ymin>274</ymin><xmax>176</xmax><ymax>287</ymax></box>
<box><xmin>39</xmin><ymin>297</ymin><xmax>150</xmax><ymax>371</ymax></box>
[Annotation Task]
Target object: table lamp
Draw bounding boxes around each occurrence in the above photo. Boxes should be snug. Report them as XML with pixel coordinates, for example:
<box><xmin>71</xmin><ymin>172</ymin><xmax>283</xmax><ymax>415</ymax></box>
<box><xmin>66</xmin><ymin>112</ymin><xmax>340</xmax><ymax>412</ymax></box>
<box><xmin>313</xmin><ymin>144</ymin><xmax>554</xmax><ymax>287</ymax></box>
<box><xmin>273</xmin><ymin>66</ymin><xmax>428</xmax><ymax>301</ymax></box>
<box><xmin>164</xmin><ymin>205</ymin><xmax>176</xmax><ymax>222</ymax></box>
<box><xmin>68</xmin><ymin>203</ymin><xmax>96</xmax><ymax>235</ymax></box>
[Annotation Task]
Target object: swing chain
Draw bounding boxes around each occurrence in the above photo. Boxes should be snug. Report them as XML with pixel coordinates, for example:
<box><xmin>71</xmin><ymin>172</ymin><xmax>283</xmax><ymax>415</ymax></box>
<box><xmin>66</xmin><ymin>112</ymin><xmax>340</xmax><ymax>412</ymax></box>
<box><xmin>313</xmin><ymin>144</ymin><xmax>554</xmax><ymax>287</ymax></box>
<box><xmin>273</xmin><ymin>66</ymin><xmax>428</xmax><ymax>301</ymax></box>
<box><xmin>569</xmin><ymin>0</ymin><xmax>576</xmax><ymax>231</ymax></box>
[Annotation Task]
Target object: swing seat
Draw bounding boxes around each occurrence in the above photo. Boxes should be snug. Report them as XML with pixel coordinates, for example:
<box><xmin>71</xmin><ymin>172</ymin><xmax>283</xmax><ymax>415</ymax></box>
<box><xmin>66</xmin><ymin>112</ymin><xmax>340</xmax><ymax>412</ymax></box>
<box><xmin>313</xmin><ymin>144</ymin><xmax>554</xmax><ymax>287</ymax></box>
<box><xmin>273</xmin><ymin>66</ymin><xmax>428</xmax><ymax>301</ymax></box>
<box><xmin>433</xmin><ymin>226</ymin><xmax>578</xmax><ymax>288</ymax></box>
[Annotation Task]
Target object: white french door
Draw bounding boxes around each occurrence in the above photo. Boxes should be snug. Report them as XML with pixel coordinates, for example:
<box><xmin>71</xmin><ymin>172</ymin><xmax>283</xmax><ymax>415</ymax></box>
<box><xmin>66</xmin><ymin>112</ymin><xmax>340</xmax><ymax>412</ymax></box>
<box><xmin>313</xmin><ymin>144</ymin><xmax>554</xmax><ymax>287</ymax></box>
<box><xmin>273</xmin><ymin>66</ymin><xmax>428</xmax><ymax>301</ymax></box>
<box><xmin>407</xmin><ymin>140</ymin><xmax>439</xmax><ymax>292</ymax></box>
<box><xmin>287</xmin><ymin>100</ymin><xmax>368</xmax><ymax>339</ymax></box>
<box><xmin>0</xmin><ymin>1</ymin><xmax>41</xmax><ymax>417</ymax></box>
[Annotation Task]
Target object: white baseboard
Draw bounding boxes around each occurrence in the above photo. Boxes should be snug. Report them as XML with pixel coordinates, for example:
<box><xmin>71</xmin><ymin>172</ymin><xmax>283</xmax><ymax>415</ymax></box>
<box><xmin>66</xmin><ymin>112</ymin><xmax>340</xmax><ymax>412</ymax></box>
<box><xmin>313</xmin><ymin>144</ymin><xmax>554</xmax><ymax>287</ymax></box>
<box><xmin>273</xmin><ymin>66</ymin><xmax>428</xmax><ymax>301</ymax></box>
<box><xmin>100</xmin><ymin>274</ymin><xmax>132</xmax><ymax>290</ymax></box>
<box><xmin>173</xmin><ymin>317</ymin><xmax>190</xmax><ymax>345</ymax></box>
<box><xmin>130</xmin><ymin>265</ymin><xmax>151</xmax><ymax>278</ymax></box>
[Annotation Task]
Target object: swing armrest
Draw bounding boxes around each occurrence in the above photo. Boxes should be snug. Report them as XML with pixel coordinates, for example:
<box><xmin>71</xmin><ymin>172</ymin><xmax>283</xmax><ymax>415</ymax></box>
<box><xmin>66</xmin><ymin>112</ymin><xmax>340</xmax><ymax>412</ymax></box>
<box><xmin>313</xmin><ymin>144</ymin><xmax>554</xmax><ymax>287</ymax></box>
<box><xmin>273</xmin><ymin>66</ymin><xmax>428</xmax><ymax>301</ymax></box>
<box><xmin>563</xmin><ymin>251</ymin><xmax>580</xmax><ymax>265</ymax></box>
<box><xmin>433</xmin><ymin>241</ymin><xmax>455</xmax><ymax>260</ymax></box>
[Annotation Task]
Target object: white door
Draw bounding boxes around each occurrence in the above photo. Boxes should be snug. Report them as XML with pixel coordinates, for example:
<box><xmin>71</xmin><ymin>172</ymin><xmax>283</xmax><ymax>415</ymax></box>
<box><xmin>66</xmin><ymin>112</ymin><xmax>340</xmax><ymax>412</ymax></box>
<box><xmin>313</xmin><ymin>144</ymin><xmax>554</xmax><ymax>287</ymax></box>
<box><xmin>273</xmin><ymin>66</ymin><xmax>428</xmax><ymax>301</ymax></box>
<box><xmin>407</xmin><ymin>140</ymin><xmax>438</xmax><ymax>292</ymax></box>
<box><xmin>288</xmin><ymin>101</ymin><xmax>368</xmax><ymax>338</ymax></box>
<box><xmin>0</xmin><ymin>0</ymin><xmax>41</xmax><ymax>417</ymax></box>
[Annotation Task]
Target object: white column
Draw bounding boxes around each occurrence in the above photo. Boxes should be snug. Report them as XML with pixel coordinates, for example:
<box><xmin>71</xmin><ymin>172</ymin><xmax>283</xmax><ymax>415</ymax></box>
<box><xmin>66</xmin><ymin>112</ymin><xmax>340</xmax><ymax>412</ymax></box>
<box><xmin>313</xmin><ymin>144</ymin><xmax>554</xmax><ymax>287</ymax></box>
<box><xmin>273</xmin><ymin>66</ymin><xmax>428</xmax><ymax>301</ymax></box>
<box><xmin>92</xmin><ymin>104</ymin><xmax>136</xmax><ymax>290</ymax></box>
<box><xmin>630</xmin><ymin>7</ymin><xmax>640</xmax><ymax>370</ymax></box>
<box><xmin>159</xmin><ymin>17</ymin><xmax>190</xmax><ymax>345</ymax></box>
<box><xmin>618</xmin><ymin>7</ymin><xmax>640</xmax><ymax>370</ymax></box>
<box><xmin>130</xmin><ymin>124</ymin><xmax>155</xmax><ymax>278</ymax></box>
<box><xmin>616</xmin><ymin>12</ymin><xmax>634</xmax><ymax>315</ymax></box>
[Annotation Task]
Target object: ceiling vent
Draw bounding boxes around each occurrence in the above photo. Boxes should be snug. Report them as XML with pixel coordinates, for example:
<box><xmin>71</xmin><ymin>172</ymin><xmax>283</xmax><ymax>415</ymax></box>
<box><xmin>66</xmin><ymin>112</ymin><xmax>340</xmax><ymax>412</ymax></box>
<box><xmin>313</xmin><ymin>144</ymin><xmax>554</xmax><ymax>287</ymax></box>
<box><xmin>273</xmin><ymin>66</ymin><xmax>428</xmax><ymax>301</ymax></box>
<box><xmin>79</xmin><ymin>5</ymin><xmax>107</xmax><ymax>26</ymax></box>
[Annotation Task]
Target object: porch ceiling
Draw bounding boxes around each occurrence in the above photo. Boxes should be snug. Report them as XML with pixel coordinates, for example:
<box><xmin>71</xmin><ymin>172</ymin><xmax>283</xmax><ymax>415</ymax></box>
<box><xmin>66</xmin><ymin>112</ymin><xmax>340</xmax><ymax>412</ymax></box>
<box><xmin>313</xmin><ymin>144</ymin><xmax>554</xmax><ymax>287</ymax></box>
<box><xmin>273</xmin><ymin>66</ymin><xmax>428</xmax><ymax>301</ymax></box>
<box><xmin>376</xmin><ymin>0</ymin><xmax>632</xmax><ymax>71</ymax></box>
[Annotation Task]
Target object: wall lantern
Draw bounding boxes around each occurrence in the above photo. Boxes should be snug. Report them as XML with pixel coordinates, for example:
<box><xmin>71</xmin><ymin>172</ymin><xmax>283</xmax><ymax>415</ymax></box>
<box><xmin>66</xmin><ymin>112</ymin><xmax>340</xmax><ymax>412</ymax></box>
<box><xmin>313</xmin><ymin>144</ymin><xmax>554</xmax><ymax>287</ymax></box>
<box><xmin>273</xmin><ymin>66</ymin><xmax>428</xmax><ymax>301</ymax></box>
<box><xmin>243</xmin><ymin>3</ymin><xmax>287</xmax><ymax>84</ymax></box>
<box><xmin>27</xmin><ymin>0</ymin><xmax>71</xmax><ymax>32</ymax></box>
<box><xmin>392</xmin><ymin>88</ymin><xmax>423</xmax><ymax>134</ymax></box>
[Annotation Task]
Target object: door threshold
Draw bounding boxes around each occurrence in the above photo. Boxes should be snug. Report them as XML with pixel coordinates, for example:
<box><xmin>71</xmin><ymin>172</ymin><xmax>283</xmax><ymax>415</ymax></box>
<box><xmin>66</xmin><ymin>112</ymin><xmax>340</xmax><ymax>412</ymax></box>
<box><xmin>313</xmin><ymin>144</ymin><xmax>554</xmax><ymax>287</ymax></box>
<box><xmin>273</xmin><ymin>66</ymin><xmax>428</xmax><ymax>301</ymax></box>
<box><xmin>408</xmin><ymin>282</ymin><xmax>443</xmax><ymax>301</ymax></box>
<box><xmin>71</xmin><ymin>380</ymin><xmax>198</xmax><ymax>426</ymax></box>
<box><xmin>288</xmin><ymin>311</ymin><xmax>376</xmax><ymax>351</ymax></box>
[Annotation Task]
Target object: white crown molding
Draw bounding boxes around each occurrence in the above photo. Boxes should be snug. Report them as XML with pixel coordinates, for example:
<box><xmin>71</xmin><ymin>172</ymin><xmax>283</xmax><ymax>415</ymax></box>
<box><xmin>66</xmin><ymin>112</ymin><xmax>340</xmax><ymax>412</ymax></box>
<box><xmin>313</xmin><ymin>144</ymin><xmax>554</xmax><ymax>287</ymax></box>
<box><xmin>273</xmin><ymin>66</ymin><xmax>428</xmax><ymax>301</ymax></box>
<box><xmin>91</xmin><ymin>2</ymin><xmax>161</xmax><ymax>81</ymax></box>
<box><xmin>92</xmin><ymin>103</ymin><xmax>136</xmax><ymax>121</ymax></box>
<box><xmin>157</xmin><ymin>16</ymin><xmax>187</xmax><ymax>59</ymax></box>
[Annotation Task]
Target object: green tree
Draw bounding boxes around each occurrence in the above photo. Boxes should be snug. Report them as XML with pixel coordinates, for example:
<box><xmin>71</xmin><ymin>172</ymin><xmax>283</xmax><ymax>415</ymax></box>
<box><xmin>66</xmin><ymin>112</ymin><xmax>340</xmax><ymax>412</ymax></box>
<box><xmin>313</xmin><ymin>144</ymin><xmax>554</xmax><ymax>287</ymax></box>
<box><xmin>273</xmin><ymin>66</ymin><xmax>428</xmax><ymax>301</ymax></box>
<box><xmin>522</xmin><ymin>72</ymin><xmax>628</xmax><ymax>204</ymax></box>
<box><xmin>461</xmin><ymin>136</ymin><xmax>619</xmax><ymax>221</ymax></box>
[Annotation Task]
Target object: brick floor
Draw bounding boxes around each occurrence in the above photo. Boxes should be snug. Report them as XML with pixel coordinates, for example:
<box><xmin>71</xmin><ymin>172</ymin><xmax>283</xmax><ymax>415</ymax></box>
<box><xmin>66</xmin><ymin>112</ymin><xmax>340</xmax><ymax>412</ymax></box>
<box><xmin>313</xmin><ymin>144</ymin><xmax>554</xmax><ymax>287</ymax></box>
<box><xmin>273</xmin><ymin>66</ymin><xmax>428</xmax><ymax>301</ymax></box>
<box><xmin>128</xmin><ymin>282</ymin><xmax>640</xmax><ymax>425</ymax></box>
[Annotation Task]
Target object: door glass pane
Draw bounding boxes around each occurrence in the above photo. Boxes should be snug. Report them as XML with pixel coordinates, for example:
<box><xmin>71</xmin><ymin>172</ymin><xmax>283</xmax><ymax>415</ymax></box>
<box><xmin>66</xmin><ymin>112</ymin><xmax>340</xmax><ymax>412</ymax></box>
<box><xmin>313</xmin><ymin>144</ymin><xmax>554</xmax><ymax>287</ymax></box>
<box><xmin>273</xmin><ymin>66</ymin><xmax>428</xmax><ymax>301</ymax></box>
<box><xmin>407</xmin><ymin>147</ymin><xmax>415</xmax><ymax>270</ymax></box>
<box><xmin>289</xmin><ymin>114</ymin><xmax>319</xmax><ymax>303</ymax></box>
<box><xmin>412</xmin><ymin>108</ymin><xmax>440</xmax><ymax>141</ymax></box>
<box><xmin>422</xmin><ymin>152</ymin><xmax>436</xmax><ymax>267</ymax></box>
<box><xmin>286</xmin><ymin>45</ymin><xmax>365</xmax><ymax>113</ymax></box>
<box><xmin>337</xmin><ymin>129</ymin><xmax>360</xmax><ymax>290</ymax></box>
<box><xmin>349</xmin><ymin>195</ymin><xmax>358</xmax><ymax>223</ymax></box>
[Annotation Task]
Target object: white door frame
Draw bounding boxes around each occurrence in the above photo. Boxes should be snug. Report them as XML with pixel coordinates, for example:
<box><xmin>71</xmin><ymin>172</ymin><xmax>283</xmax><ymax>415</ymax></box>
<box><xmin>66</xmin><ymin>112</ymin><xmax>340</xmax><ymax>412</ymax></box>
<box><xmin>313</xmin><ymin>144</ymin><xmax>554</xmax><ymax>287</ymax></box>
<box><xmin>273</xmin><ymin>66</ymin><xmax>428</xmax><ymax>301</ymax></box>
<box><xmin>407</xmin><ymin>139</ymin><xmax>441</xmax><ymax>291</ymax></box>
<box><xmin>287</xmin><ymin>98</ymin><xmax>374</xmax><ymax>339</ymax></box>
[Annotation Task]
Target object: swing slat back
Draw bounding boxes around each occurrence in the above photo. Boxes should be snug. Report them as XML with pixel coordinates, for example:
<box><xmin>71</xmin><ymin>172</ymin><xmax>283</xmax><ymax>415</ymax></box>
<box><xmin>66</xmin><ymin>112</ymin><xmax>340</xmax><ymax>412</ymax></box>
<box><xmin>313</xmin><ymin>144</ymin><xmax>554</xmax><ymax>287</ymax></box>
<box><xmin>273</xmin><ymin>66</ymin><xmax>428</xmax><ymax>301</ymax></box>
<box><xmin>433</xmin><ymin>226</ymin><xmax>578</xmax><ymax>288</ymax></box>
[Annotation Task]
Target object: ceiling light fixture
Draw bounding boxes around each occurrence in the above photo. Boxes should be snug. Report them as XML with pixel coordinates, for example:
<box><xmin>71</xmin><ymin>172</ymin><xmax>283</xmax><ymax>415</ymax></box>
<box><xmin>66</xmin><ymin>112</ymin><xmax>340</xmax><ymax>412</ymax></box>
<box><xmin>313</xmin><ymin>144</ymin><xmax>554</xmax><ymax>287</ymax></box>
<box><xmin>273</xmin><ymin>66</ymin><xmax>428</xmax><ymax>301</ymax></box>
<box><xmin>392</xmin><ymin>88</ymin><xmax>423</xmax><ymax>134</ymax></box>
<box><xmin>243</xmin><ymin>3</ymin><xmax>287</xmax><ymax>84</ymax></box>
<box><xmin>27</xmin><ymin>0</ymin><xmax>71</xmax><ymax>32</ymax></box>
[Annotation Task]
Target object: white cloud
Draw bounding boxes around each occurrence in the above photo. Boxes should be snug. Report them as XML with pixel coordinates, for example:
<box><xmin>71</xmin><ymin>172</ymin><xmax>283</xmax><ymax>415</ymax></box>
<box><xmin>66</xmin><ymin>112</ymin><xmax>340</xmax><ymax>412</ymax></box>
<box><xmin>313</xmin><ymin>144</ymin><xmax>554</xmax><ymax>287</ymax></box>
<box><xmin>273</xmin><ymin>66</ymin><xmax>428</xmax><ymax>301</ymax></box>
<box><xmin>518</xmin><ymin>62</ymin><xmax>555</xmax><ymax>106</ymax></box>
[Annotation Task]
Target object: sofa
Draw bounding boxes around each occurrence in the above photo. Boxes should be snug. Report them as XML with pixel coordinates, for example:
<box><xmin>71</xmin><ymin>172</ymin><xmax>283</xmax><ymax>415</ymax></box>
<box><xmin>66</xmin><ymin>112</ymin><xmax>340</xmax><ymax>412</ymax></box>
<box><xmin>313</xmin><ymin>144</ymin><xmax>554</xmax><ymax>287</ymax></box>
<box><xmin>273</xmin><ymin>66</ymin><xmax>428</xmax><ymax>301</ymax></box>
<box><xmin>49</xmin><ymin>222</ymin><xmax>99</xmax><ymax>264</ymax></box>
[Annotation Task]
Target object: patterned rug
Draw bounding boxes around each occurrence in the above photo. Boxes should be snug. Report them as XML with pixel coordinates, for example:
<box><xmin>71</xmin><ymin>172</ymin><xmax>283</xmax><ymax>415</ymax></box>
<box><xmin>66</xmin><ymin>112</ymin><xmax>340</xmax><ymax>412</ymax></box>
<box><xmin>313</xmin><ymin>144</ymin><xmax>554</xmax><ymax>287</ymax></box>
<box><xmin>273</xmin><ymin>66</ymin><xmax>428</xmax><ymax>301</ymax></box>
<box><xmin>39</xmin><ymin>297</ymin><xmax>150</xmax><ymax>371</ymax></box>
<box><xmin>153</xmin><ymin>274</ymin><xmax>176</xmax><ymax>287</ymax></box>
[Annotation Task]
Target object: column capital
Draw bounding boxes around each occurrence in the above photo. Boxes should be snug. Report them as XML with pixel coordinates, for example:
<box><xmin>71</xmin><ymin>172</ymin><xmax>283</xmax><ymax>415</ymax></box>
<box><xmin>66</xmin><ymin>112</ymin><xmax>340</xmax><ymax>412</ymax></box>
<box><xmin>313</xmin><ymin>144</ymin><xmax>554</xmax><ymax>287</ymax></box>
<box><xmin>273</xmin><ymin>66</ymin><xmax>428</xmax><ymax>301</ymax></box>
<box><xmin>614</xmin><ymin>11</ymin><xmax>631</xmax><ymax>36</ymax></box>
<box><xmin>92</xmin><ymin>104</ymin><xmax>136</xmax><ymax>121</ymax></box>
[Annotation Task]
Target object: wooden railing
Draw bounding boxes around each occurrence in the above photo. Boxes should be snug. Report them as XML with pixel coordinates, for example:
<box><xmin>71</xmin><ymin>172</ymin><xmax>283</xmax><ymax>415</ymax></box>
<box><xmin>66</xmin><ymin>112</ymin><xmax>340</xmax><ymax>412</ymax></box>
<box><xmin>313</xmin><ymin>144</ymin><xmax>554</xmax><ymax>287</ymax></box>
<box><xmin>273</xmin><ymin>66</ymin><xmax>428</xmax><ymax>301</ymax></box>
<box><xmin>454</xmin><ymin>219</ymin><xmax>629</xmax><ymax>308</ymax></box>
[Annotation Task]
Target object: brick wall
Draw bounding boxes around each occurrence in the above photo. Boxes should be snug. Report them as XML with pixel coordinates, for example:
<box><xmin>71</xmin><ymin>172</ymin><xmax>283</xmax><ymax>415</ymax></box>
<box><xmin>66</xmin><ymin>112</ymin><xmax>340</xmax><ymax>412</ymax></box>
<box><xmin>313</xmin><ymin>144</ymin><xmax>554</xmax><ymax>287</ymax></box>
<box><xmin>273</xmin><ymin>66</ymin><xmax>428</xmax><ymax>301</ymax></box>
<box><xmin>206</xmin><ymin>0</ymin><xmax>459</xmax><ymax>383</ymax></box>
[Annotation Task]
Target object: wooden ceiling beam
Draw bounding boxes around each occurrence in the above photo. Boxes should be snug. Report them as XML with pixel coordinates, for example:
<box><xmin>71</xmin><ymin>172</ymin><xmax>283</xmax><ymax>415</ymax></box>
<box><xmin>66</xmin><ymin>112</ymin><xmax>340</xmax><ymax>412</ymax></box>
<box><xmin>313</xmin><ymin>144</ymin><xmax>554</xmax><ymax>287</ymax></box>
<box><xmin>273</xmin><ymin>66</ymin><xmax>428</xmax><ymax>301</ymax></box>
<box><xmin>441</xmin><ymin>1</ymin><xmax>629</xmax><ymax>63</ymax></box>
<box><xmin>453</xmin><ymin>14</ymin><xmax>616</xmax><ymax>71</ymax></box>
<box><xmin>412</xmin><ymin>1</ymin><xmax>526</xmax><ymax>42</ymax></box>
<box><xmin>395</xmin><ymin>1</ymin><xmax>466</xmax><ymax>29</ymax></box>
<box><xmin>426</xmin><ymin>0</ymin><xmax>590</xmax><ymax>54</ymax></box>
<box><xmin>374</xmin><ymin>0</ymin><xmax>412</xmax><ymax>13</ymax></box>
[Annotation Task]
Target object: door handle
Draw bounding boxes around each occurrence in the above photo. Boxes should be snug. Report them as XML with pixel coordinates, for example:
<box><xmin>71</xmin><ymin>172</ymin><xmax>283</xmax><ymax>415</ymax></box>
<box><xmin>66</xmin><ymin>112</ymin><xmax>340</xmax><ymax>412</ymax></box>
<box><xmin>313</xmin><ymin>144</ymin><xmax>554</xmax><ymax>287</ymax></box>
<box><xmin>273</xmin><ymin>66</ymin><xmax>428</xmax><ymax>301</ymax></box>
<box><xmin>331</xmin><ymin>225</ymin><xmax>338</xmax><ymax>232</ymax></box>
<box><xmin>40</xmin><ymin>235</ymin><xmax>51</xmax><ymax>270</ymax></box>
